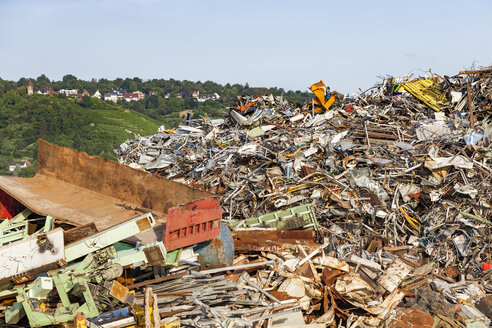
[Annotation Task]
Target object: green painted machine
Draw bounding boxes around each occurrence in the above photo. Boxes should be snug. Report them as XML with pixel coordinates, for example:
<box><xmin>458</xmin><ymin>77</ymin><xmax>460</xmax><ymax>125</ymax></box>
<box><xmin>3</xmin><ymin>213</ymin><xmax>168</xmax><ymax>327</ymax></box>
<box><xmin>6</xmin><ymin>246</ymin><xmax>134</xmax><ymax>326</ymax></box>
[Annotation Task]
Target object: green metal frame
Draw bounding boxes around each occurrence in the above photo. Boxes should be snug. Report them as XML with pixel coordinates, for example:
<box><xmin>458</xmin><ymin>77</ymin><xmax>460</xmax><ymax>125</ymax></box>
<box><xmin>0</xmin><ymin>209</ymin><xmax>53</xmax><ymax>246</ymax></box>
<box><xmin>229</xmin><ymin>204</ymin><xmax>319</xmax><ymax>231</ymax></box>
<box><xmin>15</xmin><ymin>273</ymin><xmax>99</xmax><ymax>327</ymax></box>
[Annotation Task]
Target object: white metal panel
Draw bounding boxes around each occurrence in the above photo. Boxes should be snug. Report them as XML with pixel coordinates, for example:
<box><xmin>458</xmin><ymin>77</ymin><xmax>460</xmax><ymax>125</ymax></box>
<box><xmin>64</xmin><ymin>213</ymin><xmax>155</xmax><ymax>262</ymax></box>
<box><xmin>0</xmin><ymin>228</ymin><xmax>64</xmax><ymax>281</ymax></box>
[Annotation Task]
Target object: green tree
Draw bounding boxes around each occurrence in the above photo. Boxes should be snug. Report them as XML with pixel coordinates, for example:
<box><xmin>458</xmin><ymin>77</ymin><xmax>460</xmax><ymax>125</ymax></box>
<box><xmin>184</xmin><ymin>97</ymin><xmax>197</xmax><ymax>109</ymax></box>
<box><xmin>0</xmin><ymin>78</ymin><xmax>5</xmax><ymax>95</ymax></box>
<box><xmin>36</xmin><ymin>74</ymin><xmax>50</xmax><ymax>84</ymax></box>
<box><xmin>62</xmin><ymin>74</ymin><xmax>78</xmax><ymax>89</ymax></box>
<box><xmin>80</xmin><ymin>95</ymin><xmax>93</xmax><ymax>108</ymax></box>
<box><xmin>0</xmin><ymin>156</ymin><xmax>8</xmax><ymax>173</ymax></box>
<box><xmin>18</xmin><ymin>162</ymin><xmax>37</xmax><ymax>177</ymax></box>
<box><xmin>12</xmin><ymin>164</ymin><xmax>22</xmax><ymax>176</ymax></box>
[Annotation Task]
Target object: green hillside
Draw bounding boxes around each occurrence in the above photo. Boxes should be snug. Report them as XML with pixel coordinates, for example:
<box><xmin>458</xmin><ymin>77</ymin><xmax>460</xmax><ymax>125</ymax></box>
<box><xmin>0</xmin><ymin>75</ymin><xmax>312</xmax><ymax>176</ymax></box>
<box><xmin>0</xmin><ymin>90</ymin><xmax>159</xmax><ymax>176</ymax></box>
<box><xmin>89</xmin><ymin>108</ymin><xmax>159</xmax><ymax>139</ymax></box>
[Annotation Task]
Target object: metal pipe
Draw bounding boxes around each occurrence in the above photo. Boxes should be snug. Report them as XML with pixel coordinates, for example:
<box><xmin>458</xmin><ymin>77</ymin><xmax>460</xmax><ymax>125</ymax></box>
<box><xmin>241</xmin><ymin>274</ymin><xmax>281</xmax><ymax>304</ymax></box>
<box><xmin>198</xmin><ymin>260</ymin><xmax>274</xmax><ymax>275</ymax></box>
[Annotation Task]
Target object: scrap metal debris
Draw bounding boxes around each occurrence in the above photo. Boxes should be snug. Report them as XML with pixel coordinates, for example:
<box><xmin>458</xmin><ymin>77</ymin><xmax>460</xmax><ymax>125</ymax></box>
<box><xmin>1</xmin><ymin>66</ymin><xmax>491</xmax><ymax>327</ymax></box>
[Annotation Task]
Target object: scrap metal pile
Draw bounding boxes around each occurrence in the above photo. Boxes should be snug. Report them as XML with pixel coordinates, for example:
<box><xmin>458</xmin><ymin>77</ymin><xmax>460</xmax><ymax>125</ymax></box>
<box><xmin>113</xmin><ymin>67</ymin><xmax>492</xmax><ymax>327</ymax></box>
<box><xmin>0</xmin><ymin>66</ymin><xmax>490</xmax><ymax>328</ymax></box>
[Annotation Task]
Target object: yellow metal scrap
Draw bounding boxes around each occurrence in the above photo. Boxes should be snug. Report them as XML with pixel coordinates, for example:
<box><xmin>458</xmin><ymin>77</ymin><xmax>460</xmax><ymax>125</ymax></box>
<box><xmin>310</xmin><ymin>80</ymin><xmax>336</xmax><ymax>112</ymax></box>
<box><xmin>401</xmin><ymin>78</ymin><xmax>448</xmax><ymax>112</ymax></box>
<box><xmin>399</xmin><ymin>206</ymin><xmax>421</xmax><ymax>230</ymax></box>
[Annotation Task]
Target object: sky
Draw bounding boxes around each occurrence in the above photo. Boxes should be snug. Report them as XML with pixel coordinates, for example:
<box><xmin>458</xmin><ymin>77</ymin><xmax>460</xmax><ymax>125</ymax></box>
<box><xmin>0</xmin><ymin>0</ymin><xmax>491</xmax><ymax>93</ymax></box>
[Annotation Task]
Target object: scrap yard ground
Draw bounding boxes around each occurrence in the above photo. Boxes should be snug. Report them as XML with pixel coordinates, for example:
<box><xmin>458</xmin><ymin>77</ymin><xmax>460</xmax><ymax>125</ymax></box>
<box><xmin>0</xmin><ymin>67</ymin><xmax>491</xmax><ymax>327</ymax></box>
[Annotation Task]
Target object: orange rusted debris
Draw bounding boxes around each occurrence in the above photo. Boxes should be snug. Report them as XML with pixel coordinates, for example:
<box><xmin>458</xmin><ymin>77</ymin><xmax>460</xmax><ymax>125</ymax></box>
<box><xmin>232</xmin><ymin>229</ymin><xmax>319</xmax><ymax>253</ymax></box>
<box><xmin>387</xmin><ymin>308</ymin><xmax>434</xmax><ymax>328</ymax></box>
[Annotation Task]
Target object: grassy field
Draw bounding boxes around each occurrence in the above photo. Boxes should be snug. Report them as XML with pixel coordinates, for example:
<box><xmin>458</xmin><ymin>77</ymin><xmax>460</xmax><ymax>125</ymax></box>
<box><xmin>90</xmin><ymin>108</ymin><xmax>160</xmax><ymax>139</ymax></box>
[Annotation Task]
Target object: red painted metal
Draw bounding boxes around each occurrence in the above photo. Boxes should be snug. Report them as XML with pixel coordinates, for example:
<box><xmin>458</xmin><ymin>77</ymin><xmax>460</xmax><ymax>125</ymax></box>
<box><xmin>164</xmin><ymin>197</ymin><xmax>223</xmax><ymax>251</ymax></box>
<box><xmin>0</xmin><ymin>190</ymin><xmax>16</xmax><ymax>219</ymax></box>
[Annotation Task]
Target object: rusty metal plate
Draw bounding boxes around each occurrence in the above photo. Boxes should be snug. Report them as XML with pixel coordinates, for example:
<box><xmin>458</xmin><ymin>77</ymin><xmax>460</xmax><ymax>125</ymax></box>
<box><xmin>109</xmin><ymin>280</ymin><xmax>134</xmax><ymax>305</ymax></box>
<box><xmin>232</xmin><ymin>230</ymin><xmax>319</xmax><ymax>253</ymax></box>
<box><xmin>143</xmin><ymin>245</ymin><xmax>166</xmax><ymax>266</ymax></box>
<box><xmin>136</xmin><ymin>217</ymin><xmax>153</xmax><ymax>231</ymax></box>
<box><xmin>63</xmin><ymin>223</ymin><xmax>98</xmax><ymax>244</ymax></box>
<box><xmin>0</xmin><ymin>140</ymin><xmax>212</xmax><ymax>240</ymax></box>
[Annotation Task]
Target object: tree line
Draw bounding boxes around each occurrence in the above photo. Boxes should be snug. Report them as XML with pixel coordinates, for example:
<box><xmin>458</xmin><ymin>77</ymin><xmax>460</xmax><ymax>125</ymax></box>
<box><xmin>1</xmin><ymin>75</ymin><xmax>311</xmax><ymax>126</ymax></box>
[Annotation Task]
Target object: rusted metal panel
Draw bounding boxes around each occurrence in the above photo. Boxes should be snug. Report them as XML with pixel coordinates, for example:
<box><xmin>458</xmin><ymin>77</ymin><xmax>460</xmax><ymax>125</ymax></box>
<box><xmin>109</xmin><ymin>281</ymin><xmax>134</xmax><ymax>305</ymax></box>
<box><xmin>164</xmin><ymin>197</ymin><xmax>222</xmax><ymax>251</ymax></box>
<box><xmin>232</xmin><ymin>230</ymin><xmax>318</xmax><ymax>253</ymax></box>
<box><xmin>36</xmin><ymin>139</ymin><xmax>212</xmax><ymax>214</ymax></box>
<box><xmin>142</xmin><ymin>243</ymin><xmax>166</xmax><ymax>266</ymax></box>
<box><xmin>63</xmin><ymin>223</ymin><xmax>98</xmax><ymax>244</ymax></box>
<box><xmin>0</xmin><ymin>139</ymin><xmax>212</xmax><ymax>235</ymax></box>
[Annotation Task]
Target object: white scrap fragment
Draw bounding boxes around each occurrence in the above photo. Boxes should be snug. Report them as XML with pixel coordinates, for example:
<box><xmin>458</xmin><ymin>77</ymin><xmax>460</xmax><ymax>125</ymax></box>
<box><xmin>453</xmin><ymin>183</ymin><xmax>478</xmax><ymax>199</ymax></box>
<box><xmin>290</xmin><ymin>113</ymin><xmax>304</xmax><ymax>122</ymax></box>
<box><xmin>416</xmin><ymin>121</ymin><xmax>452</xmax><ymax>140</ymax></box>
<box><xmin>349</xmin><ymin>254</ymin><xmax>382</xmax><ymax>271</ymax></box>
<box><xmin>303</xmin><ymin>147</ymin><xmax>318</xmax><ymax>157</ymax></box>
<box><xmin>376</xmin><ymin>258</ymin><xmax>410</xmax><ymax>292</ymax></box>
<box><xmin>237</xmin><ymin>143</ymin><xmax>257</xmax><ymax>155</ymax></box>
<box><xmin>278</xmin><ymin>278</ymin><xmax>305</xmax><ymax>298</ymax></box>
<box><xmin>331</xmin><ymin>131</ymin><xmax>348</xmax><ymax>144</ymax></box>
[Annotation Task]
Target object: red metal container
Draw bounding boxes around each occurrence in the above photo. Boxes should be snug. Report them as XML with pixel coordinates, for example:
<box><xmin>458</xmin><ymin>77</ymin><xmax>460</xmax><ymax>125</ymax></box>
<box><xmin>164</xmin><ymin>197</ymin><xmax>223</xmax><ymax>251</ymax></box>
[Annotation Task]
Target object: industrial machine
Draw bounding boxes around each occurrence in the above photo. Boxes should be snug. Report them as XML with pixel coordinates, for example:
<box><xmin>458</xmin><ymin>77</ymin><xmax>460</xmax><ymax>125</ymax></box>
<box><xmin>7</xmin><ymin>247</ymin><xmax>131</xmax><ymax>326</ymax></box>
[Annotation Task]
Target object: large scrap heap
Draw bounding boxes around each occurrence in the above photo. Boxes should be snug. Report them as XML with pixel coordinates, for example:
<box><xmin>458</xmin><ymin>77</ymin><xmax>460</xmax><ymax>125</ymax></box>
<box><xmin>114</xmin><ymin>67</ymin><xmax>492</xmax><ymax>327</ymax></box>
<box><xmin>0</xmin><ymin>66</ymin><xmax>490</xmax><ymax>327</ymax></box>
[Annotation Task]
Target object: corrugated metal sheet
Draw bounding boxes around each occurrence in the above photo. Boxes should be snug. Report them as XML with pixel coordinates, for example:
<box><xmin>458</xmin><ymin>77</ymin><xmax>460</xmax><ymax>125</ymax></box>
<box><xmin>402</xmin><ymin>78</ymin><xmax>448</xmax><ymax>112</ymax></box>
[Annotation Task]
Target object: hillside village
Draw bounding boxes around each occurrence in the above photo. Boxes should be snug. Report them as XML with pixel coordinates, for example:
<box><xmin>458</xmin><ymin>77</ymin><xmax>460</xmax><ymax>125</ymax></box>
<box><xmin>26</xmin><ymin>80</ymin><xmax>221</xmax><ymax>103</ymax></box>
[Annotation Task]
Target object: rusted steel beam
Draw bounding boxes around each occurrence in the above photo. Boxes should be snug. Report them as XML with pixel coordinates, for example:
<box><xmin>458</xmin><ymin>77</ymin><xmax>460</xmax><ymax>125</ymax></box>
<box><xmin>459</xmin><ymin>67</ymin><xmax>492</xmax><ymax>75</ymax></box>
<box><xmin>232</xmin><ymin>230</ymin><xmax>319</xmax><ymax>253</ymax></box>
<box><xmin>467</xmin><ymin>83</ymin><xmax>474</xmax><ymax>128</ymax></box>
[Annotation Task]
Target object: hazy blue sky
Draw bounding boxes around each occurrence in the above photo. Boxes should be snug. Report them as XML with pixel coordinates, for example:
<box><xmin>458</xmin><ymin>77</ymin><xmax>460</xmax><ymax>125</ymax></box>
<box><xmin>0</xmin><ymin>0</ymin><xmax>491</xmax><ymax>93</ymax></box>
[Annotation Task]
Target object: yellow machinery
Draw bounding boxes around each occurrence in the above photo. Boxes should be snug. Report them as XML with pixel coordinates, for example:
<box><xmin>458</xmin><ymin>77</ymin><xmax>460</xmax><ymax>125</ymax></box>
<box><xmin>310</xmin><ymin>81</ymin><xmax>336</xmax><ymax>112</ymax></box>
